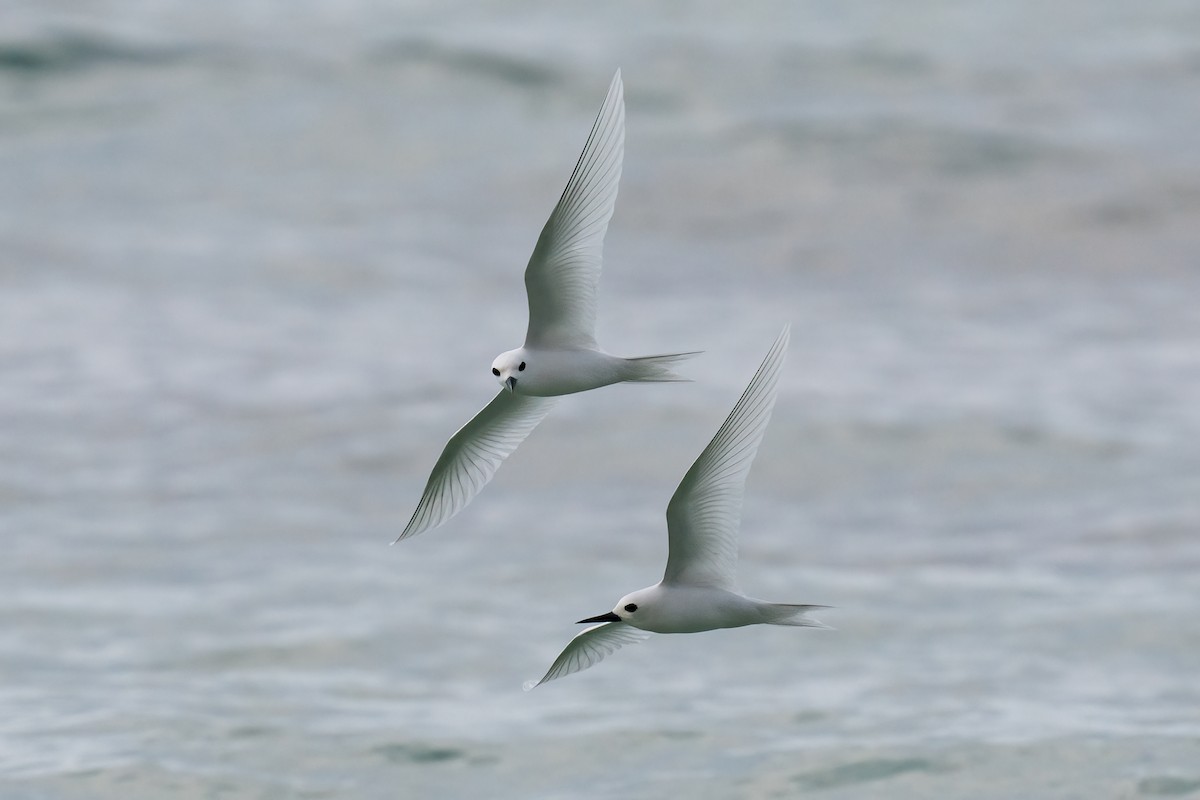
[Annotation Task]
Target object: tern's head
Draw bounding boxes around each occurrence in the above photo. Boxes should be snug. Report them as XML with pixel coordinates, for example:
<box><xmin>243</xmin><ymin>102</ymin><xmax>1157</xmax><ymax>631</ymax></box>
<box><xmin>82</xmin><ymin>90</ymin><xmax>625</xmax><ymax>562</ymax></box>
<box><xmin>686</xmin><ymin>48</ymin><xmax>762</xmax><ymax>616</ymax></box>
<box><xmin>577</xmin><ymin>588</ymin><xmax>656</xmax><ymax>628</ymax></box>
<box><xmin>491</xmin><ymin>349</ymin><xmax>528</xmax><ymax>393</ymax></box>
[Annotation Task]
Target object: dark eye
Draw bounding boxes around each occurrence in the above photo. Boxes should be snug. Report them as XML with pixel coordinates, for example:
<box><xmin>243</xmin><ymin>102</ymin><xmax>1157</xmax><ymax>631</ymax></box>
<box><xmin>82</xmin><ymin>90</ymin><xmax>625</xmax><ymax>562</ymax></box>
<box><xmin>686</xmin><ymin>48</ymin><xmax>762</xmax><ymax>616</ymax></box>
<box><xmin>518</xmin><ymin>362</ymin><xmax>526</xmax><ymax>371</ymax></box>
<box><xmin>492</xmin><ymin>368</ymin><xmax>500</xmax><ymax>376</ymax></box>
<box><xmin>624</xmin><ymin>603</ymin><xmax>638</xmax><ymax>613</ymax></box>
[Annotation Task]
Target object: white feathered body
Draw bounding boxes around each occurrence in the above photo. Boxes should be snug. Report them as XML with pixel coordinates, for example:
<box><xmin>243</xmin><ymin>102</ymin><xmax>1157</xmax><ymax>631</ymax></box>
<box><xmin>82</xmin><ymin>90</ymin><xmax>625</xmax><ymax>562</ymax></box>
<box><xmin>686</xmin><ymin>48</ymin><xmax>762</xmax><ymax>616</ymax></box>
<box><xmin>618</xmin><ymin>584</ymin><xmax>816</xmax><ymax>634</ymax></box>
<box><xmin>497</xmin><ymin>346</ymin><xmax>694</xmax><ymax>397</ymax></box>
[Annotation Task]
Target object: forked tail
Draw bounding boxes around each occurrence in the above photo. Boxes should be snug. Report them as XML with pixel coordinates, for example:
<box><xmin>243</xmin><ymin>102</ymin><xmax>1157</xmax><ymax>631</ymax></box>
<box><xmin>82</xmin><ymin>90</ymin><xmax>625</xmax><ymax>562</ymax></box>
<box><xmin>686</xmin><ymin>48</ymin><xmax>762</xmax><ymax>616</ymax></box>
<box><xmin>764</xmin><ymin>604</ymin><xmax>833</xmax><ymax>628</ymax></box>
<box><xmin>621</xmin><ymin>351</ymin><xmax>702</xmax><ymax>382</ymax></box>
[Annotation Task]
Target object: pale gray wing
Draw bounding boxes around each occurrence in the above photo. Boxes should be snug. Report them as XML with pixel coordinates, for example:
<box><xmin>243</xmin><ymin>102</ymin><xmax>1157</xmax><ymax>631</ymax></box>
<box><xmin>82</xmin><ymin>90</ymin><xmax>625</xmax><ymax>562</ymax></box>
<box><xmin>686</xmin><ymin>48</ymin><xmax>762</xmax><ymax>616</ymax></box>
<box><xmin>524</xmin><ymin>70</ymin><xmax>624</xmax><ymax>350</ymax></box>
<box><xmin>524</xmin><ymin>621</ymin><xmax>650</xmax><ymax>690</ymax></box>
<box><xmin>662</xmin><ymin>326</ymin><xmax>791</xmax><ymax>589</ymax></box>
<box><xmin>396</xmin><ymin>391</ymin><xmax>557</xmax><ymax>542</ymax></box>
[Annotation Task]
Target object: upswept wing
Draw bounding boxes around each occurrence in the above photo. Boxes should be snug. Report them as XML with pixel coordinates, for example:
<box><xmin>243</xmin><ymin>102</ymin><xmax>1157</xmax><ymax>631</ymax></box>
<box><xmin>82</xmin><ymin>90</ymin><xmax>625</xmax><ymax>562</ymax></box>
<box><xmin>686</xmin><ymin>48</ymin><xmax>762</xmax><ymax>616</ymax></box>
<box><xmin>524</xmin><ymin>621</ymin><xmax>650</xmax><ymax>690</ymax></box>
<box><xmin>524</xmin><ymin>70</ymin><xmax>625</xmax><ymax>350</ymax></box>
<box><xmin>396</xmin><ymin>391</ymin><xmax>557</xmax><ymax>541</ymax></box>
<box><xmin>662</xmin><ymin>326</ymin><xmax>791</xmax><ymax>589</ymax></box>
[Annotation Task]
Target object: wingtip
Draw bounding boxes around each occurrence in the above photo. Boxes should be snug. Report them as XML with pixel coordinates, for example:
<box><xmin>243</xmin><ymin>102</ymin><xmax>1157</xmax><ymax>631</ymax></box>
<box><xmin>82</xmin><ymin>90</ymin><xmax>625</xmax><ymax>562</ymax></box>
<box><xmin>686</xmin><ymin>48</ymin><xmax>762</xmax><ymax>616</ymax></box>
<box><xmin>609</xmin><ymin>69</ymin><xmax>623</xmax><ymax>96</ymax></box>
<box><xmin>813</xmin><ymin>604</ymin><xmax>835</xmax><ymax>630</ymax></box>
<box><xmin>395</xmin><ymin>496</ymin><xmax>434</xmax><ymax>543</ymax></box>
<box><xmin>522</xmin><ymin>679</ymin><xmax>541</xmax><ymax>692</ymax></box>
<box><xmin>762</xmin><ymin>324</ymin><xmax>791</xmax><ymax>373</ymax></box>
<box><xmin>392</xmin><ymin>519</ymin><xmax>423</xmax><ymax>545</ymax></box>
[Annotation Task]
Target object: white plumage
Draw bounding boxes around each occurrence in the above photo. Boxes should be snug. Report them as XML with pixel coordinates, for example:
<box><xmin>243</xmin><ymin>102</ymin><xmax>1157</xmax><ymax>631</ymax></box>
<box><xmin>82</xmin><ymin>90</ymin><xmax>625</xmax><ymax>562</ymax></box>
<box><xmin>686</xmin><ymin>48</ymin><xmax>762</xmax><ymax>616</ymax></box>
<box><xmin>398</xmin><ymin>71</ymin><xmax>697</xmax><ymax>542</ymax></box>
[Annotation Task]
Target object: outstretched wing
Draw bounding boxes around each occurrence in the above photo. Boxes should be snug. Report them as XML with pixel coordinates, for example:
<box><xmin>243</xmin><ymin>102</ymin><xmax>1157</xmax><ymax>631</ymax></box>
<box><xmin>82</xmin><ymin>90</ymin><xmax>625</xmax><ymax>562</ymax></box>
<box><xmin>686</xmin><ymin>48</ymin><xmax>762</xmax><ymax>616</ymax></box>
<box><xmin>396</xmin><ymin>391</ymin><xmax>557</xmax><ymax>541</ymax></box>
<box><xmin>524</xmin><ymin>621</ymin><xmax>650</xmax><ymax>690</ymax></box>
<box><xmin>524</xmin><ymin>70</ymin><xmax>625</xmax><ymax>350</ymax></box>
<box><xmin>662</xmin><ymin>326</ymin><xmax>791</xmax><ymax>590</ymax></box>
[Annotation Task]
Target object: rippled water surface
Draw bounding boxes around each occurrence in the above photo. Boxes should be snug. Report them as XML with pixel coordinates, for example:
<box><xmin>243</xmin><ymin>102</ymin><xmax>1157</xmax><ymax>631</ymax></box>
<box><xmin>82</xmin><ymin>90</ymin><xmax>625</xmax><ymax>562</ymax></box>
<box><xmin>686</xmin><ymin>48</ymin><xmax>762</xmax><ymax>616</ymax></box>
<box><xmin>3</xmin><ymin>2</ymin><xmax>1199</xmax><ymax>798</ymax></box>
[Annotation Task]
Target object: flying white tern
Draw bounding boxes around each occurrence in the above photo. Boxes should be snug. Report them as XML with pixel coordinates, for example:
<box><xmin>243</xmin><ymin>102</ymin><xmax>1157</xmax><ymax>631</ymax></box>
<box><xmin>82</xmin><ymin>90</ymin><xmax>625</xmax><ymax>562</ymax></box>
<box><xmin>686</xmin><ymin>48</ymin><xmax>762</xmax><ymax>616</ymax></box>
<box><xmin>525</xmin><ymin>326</ymin><xmax>829</xmax><ymax>689</ymax></box>
<box><xmin>397</xmin><ymin>70</ymin><xmax>697</xmax><ymax>542</ymax></box>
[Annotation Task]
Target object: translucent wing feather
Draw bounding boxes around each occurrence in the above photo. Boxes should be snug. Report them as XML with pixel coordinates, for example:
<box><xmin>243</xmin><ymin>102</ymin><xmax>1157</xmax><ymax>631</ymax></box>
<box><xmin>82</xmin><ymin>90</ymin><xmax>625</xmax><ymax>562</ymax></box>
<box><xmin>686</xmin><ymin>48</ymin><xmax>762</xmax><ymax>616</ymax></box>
<box><xmin>662</xmin><ymin>326</ymin><xmax>791</xmax><ymax>589</ymax></box>
<box><xmin>396</xmin><ymin>391</ymin><xmax>557</xmax><ymax>541</ymax></box>
<box><xmin>524</xmin><ymin>70</ymin><xmax>625</xmax><ymax>349</ymax></box>
<box><xmin>524</xmin><ymin>621</ymin><xmax>650</xmax><ymax>690</ymax></box>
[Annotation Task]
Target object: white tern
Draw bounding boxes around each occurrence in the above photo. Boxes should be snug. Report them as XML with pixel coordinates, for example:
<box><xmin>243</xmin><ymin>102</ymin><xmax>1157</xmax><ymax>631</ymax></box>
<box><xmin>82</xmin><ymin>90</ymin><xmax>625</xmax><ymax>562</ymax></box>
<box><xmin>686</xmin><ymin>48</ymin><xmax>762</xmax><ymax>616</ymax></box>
<box><xmin>525</xmin><ymin>326</ymin><xmax>829</xmax><ymax>689</ymax></box>
<box><xmin>397</xmin><ymin>70</ymin><xmax>697</xmax><ymax>542</ymax></box>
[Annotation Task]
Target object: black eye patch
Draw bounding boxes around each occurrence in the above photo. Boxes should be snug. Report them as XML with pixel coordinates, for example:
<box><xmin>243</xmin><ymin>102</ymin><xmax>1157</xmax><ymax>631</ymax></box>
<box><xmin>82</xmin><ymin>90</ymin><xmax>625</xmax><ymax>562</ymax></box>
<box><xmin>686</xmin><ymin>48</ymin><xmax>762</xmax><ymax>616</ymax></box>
<box><xmin>518</xmin><ymin>362</ymin><xmax>526</xmax><ymax>371</ymax></box>
<box><xmin>624</xmin><ymin>603</ymin><xmax>638</xmax><ymax>613</ymax></box>
<box><xmin>492</xmin><ymin>368</ymin><xmax>501</xmax><ymax>376</ymax></box>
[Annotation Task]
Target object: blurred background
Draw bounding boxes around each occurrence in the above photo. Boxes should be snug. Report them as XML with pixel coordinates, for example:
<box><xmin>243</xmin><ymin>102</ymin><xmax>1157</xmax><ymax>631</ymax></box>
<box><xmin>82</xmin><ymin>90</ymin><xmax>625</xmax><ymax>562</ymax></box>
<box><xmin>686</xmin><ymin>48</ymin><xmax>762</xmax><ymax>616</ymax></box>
<box><xmin>2</xmin><ymin>2</ymin><xmax>1199</xmax><ymax>798</ymax></box>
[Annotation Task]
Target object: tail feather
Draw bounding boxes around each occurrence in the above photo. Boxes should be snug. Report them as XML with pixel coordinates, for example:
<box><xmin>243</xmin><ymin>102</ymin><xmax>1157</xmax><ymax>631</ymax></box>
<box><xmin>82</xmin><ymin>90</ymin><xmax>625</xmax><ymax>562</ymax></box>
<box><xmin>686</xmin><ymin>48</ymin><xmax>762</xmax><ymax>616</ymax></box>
<box><xmin>765</xmin><ymin>604</ymin><xmax>834</xmax><ymax>628</ymax></box>
<box><xmin>622</xmin><ymin>351</ymin><xmax>702</xmax><ymax>382</ymax></box>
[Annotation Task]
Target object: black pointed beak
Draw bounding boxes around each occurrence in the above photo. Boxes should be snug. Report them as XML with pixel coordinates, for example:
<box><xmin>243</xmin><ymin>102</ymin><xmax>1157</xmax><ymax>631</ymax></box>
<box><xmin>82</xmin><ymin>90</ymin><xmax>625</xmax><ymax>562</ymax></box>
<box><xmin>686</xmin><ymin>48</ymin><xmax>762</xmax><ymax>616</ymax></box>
<box><xmin>505</xmin><ymin>376</ymin><xmax>517</xmax><ymax>393</ymax></box>
<box><xmin>577</xmin><ymin>611</ymin><xmax>621</xmax><ymax>624</ymax></box>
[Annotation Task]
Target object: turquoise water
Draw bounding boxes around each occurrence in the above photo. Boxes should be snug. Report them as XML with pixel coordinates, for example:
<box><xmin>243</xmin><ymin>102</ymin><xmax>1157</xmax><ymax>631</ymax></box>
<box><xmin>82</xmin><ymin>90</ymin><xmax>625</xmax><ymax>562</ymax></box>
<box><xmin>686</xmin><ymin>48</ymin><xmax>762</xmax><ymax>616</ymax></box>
<box><xmin>3</xmin><ymin>2</ymin><xmax>1199</xmax><ymax>797</ymax></box>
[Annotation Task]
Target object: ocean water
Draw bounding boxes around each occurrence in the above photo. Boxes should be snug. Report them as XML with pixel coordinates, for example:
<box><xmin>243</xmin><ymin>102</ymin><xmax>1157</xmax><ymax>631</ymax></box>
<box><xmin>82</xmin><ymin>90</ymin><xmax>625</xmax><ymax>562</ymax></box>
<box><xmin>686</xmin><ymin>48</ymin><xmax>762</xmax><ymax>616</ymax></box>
<box><xmin>3</xmin><ymin>2</ymin><xmax>1200</xmax><ymax>798</ymax></box>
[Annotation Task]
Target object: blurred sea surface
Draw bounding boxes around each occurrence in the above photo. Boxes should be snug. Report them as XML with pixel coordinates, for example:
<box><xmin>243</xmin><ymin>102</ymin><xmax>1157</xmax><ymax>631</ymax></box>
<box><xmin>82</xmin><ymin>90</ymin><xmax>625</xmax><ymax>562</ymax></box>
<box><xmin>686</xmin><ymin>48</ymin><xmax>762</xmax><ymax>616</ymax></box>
<box><xmin>2</xmin><ymin>2</ymin><xmax>1199</xmax><ymax>798</ymax></box>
